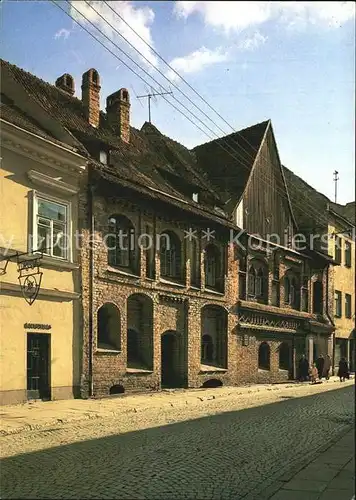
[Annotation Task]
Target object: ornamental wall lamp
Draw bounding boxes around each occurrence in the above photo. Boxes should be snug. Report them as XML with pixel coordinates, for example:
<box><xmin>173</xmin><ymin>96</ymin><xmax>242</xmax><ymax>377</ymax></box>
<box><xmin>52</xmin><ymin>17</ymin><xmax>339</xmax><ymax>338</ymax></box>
<box><xmin>0</xmin><ymin>249</ymin><xmax>44</xmax><ymax>305</ymax></box>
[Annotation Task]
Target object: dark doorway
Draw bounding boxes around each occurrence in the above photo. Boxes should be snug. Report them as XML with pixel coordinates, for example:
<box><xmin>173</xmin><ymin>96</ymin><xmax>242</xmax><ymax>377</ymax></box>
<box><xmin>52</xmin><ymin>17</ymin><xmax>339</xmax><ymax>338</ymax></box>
<box><xmin>161</xmin><ymin>332</ymin><xmax>179</xmax><ymax>388</ymax></box>
<box><xmin>313</xmin><ymin>342</ymin><xmax>317</xmax><ymax>362</ymax></box>
<box><xmin>27</xmin><ymin>333</ymin><xmax>50</xmax><ymax>400</ymax></box>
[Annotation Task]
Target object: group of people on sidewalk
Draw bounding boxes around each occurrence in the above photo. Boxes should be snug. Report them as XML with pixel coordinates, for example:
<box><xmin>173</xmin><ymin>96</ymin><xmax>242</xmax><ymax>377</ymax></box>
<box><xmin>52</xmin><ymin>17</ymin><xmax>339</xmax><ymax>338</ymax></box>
<box><xmin>298</xmin><ymin>353</ymin><xmax>350</xmax><ymax>384</ymax></box>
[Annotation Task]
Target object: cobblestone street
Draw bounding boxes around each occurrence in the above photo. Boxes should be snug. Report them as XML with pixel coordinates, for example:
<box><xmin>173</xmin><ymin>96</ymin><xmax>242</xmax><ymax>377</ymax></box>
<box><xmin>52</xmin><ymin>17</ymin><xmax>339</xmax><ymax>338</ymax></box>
<box><xmin>1</xmin><ymin>384</ymin><xmax>354</xmax><ymax>499</ymax></box>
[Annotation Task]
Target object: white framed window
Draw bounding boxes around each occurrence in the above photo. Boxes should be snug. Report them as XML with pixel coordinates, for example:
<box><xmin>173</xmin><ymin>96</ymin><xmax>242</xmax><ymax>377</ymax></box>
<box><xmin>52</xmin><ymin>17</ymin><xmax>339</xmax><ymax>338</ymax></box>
<box><xmin>32</xmin><ymin>192</ymin><xmax>71</xmax><ymax>260</ymax></box>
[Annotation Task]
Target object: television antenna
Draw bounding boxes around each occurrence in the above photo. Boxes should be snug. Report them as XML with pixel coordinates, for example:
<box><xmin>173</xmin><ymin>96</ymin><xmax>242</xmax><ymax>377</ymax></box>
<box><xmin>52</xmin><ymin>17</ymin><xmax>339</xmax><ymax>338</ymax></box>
<box><xmin>333</xmin><ymin>170</ymin><xmax>339</xmax><ymax>203</ymax></box>
<box><xmin>137</xmin><ymin>89</ymin><xmax>173</xmax><ymax>123</ymax></box>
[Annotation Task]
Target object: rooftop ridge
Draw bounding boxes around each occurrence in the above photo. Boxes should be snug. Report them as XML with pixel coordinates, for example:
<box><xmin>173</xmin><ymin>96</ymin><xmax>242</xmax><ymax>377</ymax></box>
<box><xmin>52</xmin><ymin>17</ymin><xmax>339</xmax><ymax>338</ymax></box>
<box><xmin>1</xmin><ymin>58</ymin><xmax>82</xmax><ymax>105</ymax></box>
<box><xmin>192</xmin><ymin>119</ymin><xmax>270</xmax><ymax>151</ymax></box>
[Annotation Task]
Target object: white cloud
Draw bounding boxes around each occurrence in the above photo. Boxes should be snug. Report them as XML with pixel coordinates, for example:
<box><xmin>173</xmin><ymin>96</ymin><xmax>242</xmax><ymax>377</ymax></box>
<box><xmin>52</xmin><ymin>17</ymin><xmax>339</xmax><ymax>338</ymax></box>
<box><xmin>165</xmin><ymin>32</ymin><xmax>266</xmax><ymax>81</ymax></box>
<box><xmin>237</xmin><ymin>32</ymin><xmax>267</xmax><ymax>50</ymax></box>
<box><xmin>54</xmin><ymin>28</ymin><xmax>71</xmax><ymax>40</ymax></box>
<box><xmin>174</xmin><ymin>1</ymin><xmax>355</xmax><ymax>31</ymax></box>
<box><xmin>69</xmin><ymin>1</ymin><xmax>158</xmax><ymax>67</ymax></box>
<box><xmin>166</xmin><ymin>46</ymin><xmax>229</xmax><ymax>81</ymax></box>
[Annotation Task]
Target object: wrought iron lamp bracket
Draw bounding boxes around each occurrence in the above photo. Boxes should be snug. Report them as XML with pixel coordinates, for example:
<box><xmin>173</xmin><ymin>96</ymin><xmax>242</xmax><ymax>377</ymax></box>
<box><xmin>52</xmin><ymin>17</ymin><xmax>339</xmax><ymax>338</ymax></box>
<box><xmin>0</xmin><ymin>250</ymin><xmax>44</xmax><ymax>305</ymax></box>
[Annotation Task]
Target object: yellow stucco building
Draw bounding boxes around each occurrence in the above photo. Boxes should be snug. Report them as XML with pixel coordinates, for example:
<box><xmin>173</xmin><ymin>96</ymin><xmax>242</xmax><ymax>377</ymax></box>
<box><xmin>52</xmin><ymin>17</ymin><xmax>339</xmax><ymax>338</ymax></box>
<box><xmin>328</xmin><ymin>206</ymin><xmax>355</xmax><ymax>372</ymax></box>
<box><xmin>0</xmin><ymin>95</ymin><xmax>87</xmax><ymax>404</ymax></box>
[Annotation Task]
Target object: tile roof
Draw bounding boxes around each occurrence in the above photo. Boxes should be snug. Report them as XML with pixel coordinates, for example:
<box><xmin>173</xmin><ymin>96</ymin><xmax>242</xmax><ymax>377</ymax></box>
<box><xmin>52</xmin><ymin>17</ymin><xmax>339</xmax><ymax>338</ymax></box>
<box><xmin>192</xmin><ymin>120</ymin><xmax>269</xmax><ymax>211</ymax></box>
<box><xmin>1</xmin><ymin>58</ymin><xmax>233</xmax><ymax>225</ymax></box>
<box><xmin>282</xmin><ymin>165</ymin><xmax>330</xmax><ymax>231</ymax></box>
<box><xmin>283</xmin><ymin>166</ymin><xmax>355</xmax><ymax>229</ymax></box>
<box><xmin>95</xmin><ymin>167</ymin><xmax>237</xmax><ymax>229</ymax></box>
<box><xmin>3</xmin><ymin>59</ymin><xmax>352</xmax><ymax>231</ymax></box>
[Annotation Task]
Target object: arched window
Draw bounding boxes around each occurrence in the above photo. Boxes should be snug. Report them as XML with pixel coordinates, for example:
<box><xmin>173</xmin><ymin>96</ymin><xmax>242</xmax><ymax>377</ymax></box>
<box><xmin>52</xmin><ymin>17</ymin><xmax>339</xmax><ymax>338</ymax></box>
<box><xmin>205</xmin><ymin>244</ymin><xmax>220</xmax><ymax>289</ymax></box>
<box><xmin>201</xmin><ymin>334</ymin><xmax>213</xmax><ymax>363</ymax></box>
<box><xmin>127</xmin><ymin>329</ymin><xmax>139</xmax><ymax>364</ymax></box>
<box><xmin>258</xmin><ymin>342</ymin><xmax>270</xmax><ymax>370</ymax></box>
<box><xmin>248</xmin><ymin>266</ymin><xmax>256</xmax><ymax>295</ymax></box>
<box><xmin>248</xmin><ymin>261</ymin><xmax>267</xmax><ymax>301</ymax></box>
<box><xmin>256</xmin><ymin>268</ymin><xmax>264</xmax><ymax>297</ymax></box>
<box><xmin>97</xmin><ymin>303</ymin><xmax>121</xmax><ymax>350</ymax></box>
<box><xmin>284</xmin><ymin>274</ymin><xmax>299</xmax><ymax>309</ymax></box>
<box><xmin>201</xmin><ymin>305</ymin><xmax>227</xmax><ymax>368</ymax></box>
<box><xmin>127</xmin><ymin>294</ymin><xmax>153</xmax><ymax>369</ymax></box>
<box><xmin>301</xmin><ymin>277</ymin><xmax>309</xmax><ymax>312</ymax></box>
<box><xmin>313</xmin><ymin>280</ymin><xmax>323</xmax><ymax>314</ymax></box>
<box><xmin>291</xmin><ymin>278</ymin><xmax>297</xmax><ymax>306</ymax></box>
<box><xmin>108</xmin><ymin>215</ymin><xmax>137</xmax><ymax>272</ymax></box>
<box><xmin>160</xmin><ymin>231</ymin><xmax>181</xmax><ymax>279</ymax></box>
<box><xmin>279</xmin><ymin>342</ymin><xmax>290</xmax><ymax>370</ymax></box>
<box><xmin>284</xmin><ymin>276</ymin><xmax>291</xmax><ymax>304</ymax></box>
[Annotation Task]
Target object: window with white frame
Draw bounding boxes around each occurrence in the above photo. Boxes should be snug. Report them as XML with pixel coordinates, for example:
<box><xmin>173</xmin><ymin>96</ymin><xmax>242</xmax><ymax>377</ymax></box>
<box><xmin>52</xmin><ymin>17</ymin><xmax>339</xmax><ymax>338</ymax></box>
<box><xmin>33</xmin><ymin>194</ymin><xmax>70</xmax><ymax>259</ymax></box>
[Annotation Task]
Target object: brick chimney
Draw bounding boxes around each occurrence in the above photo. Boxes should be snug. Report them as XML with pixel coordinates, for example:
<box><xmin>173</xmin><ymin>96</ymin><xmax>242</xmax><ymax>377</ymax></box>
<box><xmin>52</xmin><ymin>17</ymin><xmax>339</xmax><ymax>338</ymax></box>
<box><xmin>81</xmin><ymin>68</ymin><xmax>100</xmax><ymax>128</ymax></box>
<box><xmin>55</xmin><ymin>73</ymin><xmax>75</xmax><ymax>96</ymax></box>
<box><xmin>106</xmin><ymin>88</ymin><xmax>130</xmax><ymax>143</ymax></box>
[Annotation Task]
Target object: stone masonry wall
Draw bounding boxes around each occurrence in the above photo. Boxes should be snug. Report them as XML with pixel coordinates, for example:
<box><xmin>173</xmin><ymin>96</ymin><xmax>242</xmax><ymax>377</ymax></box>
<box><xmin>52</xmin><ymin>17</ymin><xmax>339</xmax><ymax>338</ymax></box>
<box><xmin>78</xmin><ymin>188</ymin><xmax>333</xmax><ymax>396</ymax></box>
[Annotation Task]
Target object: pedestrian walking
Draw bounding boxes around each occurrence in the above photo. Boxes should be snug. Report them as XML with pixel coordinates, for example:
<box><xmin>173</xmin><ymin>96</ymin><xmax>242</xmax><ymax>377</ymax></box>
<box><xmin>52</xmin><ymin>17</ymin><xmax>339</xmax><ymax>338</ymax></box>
<box><xmin>309</xmin><ymin>363</ymin><xmax>319</xmax><ymax>384</ymax></box>
<box><xmin>323</xmin><ymin>354</ymin><xmax>331</xmax><ymax>380</ymax></box>
<box><xmin>298</xmin><ymin>354</ymin><xmax>309</xmax><ymax>381</ymax></box>
<box><xmin>338</xmin><ymin>357</ymin><xmax>349</xmax><ymax>382</ymax></box>
<box><xmin>315</xmin><ymin>354</ymin><xmax>324</xmax><ymax>380</ymax></box>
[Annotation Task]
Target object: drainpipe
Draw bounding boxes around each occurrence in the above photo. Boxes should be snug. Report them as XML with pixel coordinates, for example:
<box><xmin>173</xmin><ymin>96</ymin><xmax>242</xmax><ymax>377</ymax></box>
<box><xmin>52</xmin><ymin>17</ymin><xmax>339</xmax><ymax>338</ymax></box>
<box><xmin>88</xmin><ymin>166</ymin><xmax>95</xmax><ymax>397</ymax></box>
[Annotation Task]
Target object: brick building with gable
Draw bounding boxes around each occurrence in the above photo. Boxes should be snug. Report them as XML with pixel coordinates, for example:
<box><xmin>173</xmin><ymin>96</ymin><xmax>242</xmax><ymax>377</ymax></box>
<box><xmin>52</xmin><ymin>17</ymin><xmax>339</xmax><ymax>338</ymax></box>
<box><xmin>1</xmin><ymin>58</ymin><xmax>347</xmax><ymax>402</ymax></box>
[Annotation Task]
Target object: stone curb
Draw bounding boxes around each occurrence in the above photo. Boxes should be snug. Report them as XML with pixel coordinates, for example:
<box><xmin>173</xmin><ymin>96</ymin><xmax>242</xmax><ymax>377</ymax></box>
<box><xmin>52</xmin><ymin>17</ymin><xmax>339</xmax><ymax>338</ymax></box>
<box><xmin>0</xmin><ymin>379</ymin><xmax>351</xmax><ymax>437</ymax></box>
<box><xmin>245</xmin><ymin>424</ymin><xmax>355</xmax><ymax>500</ymax></box>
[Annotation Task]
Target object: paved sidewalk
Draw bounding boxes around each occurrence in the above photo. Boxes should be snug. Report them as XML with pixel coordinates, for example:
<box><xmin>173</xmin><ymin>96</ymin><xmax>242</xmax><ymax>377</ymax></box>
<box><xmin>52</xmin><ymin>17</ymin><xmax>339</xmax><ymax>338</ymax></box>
<box><xmin>0</xmin><ymin>376</ymin><xmax>352</xmax><ymax>436</ymax></box>
<box><xmin>265</xmin><ymin>428</ymin><xmax>355</xmax><ymax>500</ymax></box>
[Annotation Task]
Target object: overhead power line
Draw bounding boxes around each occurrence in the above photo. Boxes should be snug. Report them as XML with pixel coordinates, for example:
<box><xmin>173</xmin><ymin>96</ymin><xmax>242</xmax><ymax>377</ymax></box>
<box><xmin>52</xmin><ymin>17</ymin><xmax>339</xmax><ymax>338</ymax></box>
<box><xmin>58</xmin><ymin>1</ymin><xmax>284</xmax><ymax>197</ymax></box>
<box><xmin>93</xmin><ymin>1</ymin><xmax>334</xmax><ymax>231</ymax></box>
<box><xmin>53</xmin><ymin>0</ymin><xmax>332</xmax><ymax>231</ymax></box>
<box><xmin>59</xmin><ymin>0</ymin><xmax>331</xmax><ymax>232</ymax></box>
<box><xmin>102</xmin><ymin>1</ymin><xmax>340</xmax><ymax>233</ymax></box>
<box><xmin>53</xmin><ymin>0</ymin><xmax>216</xmax><ymax>139</ymax></box>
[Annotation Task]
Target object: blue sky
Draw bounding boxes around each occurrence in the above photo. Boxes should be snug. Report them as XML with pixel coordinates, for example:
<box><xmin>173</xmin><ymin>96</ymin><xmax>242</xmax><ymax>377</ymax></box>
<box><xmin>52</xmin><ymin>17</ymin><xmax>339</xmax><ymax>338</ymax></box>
<box><xmin>2</xmin><ymin>1</ymin><xmax>355</xmax><ymax>204</ymax></box>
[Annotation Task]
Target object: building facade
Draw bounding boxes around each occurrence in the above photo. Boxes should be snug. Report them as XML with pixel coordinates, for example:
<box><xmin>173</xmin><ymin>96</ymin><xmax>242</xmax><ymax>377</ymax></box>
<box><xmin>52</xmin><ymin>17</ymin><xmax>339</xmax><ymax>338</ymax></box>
<box><xmin>328</xmin><ymin>207</ymin><xmax>355</xmax><ymax>371</ymax></box>
<box><xmin>283</xmin><ymin>165</ymin><xmax>355</xmax><ymax>373</ymax></box>
<box><xmin>194</xmin><ymin>121</ymin><xmax>335</xmax><ymax>381</ymax></box>
<box><xmin>1</xmin><ymin>59</ymin><xmax>346</xmax><ymax>403</ymax></box>
<box><xmin>0</xmin><ymin>83</ymin><xmax>87</xmax><ymax>404</ymax></box>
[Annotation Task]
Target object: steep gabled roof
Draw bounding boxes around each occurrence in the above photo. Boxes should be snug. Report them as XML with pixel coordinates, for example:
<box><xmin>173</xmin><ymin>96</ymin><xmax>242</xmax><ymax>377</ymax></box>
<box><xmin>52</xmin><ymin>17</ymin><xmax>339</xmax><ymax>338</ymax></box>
<box><xmin>141</xmin><ymin>122</ymin><xmax>218</xmax><ymax>198</ymax></box>
<box><xmin>192</xmin><ymin>120</ymin><xmax>269</xmax><ymax>205</ymax></box>
<box><xmin>283</xmin><ymin>166</ymin><xmax>355</xmax><ymax>230</ymax></box>
<box><xmin>282</xmin><ymin>165</ymin><xmax>330</xmax><ymax>231</ymax></box>
<box><xmin>1</xmin><ymin>58</ymin><xmax>231</xmax><ymax>225</ymax></box>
